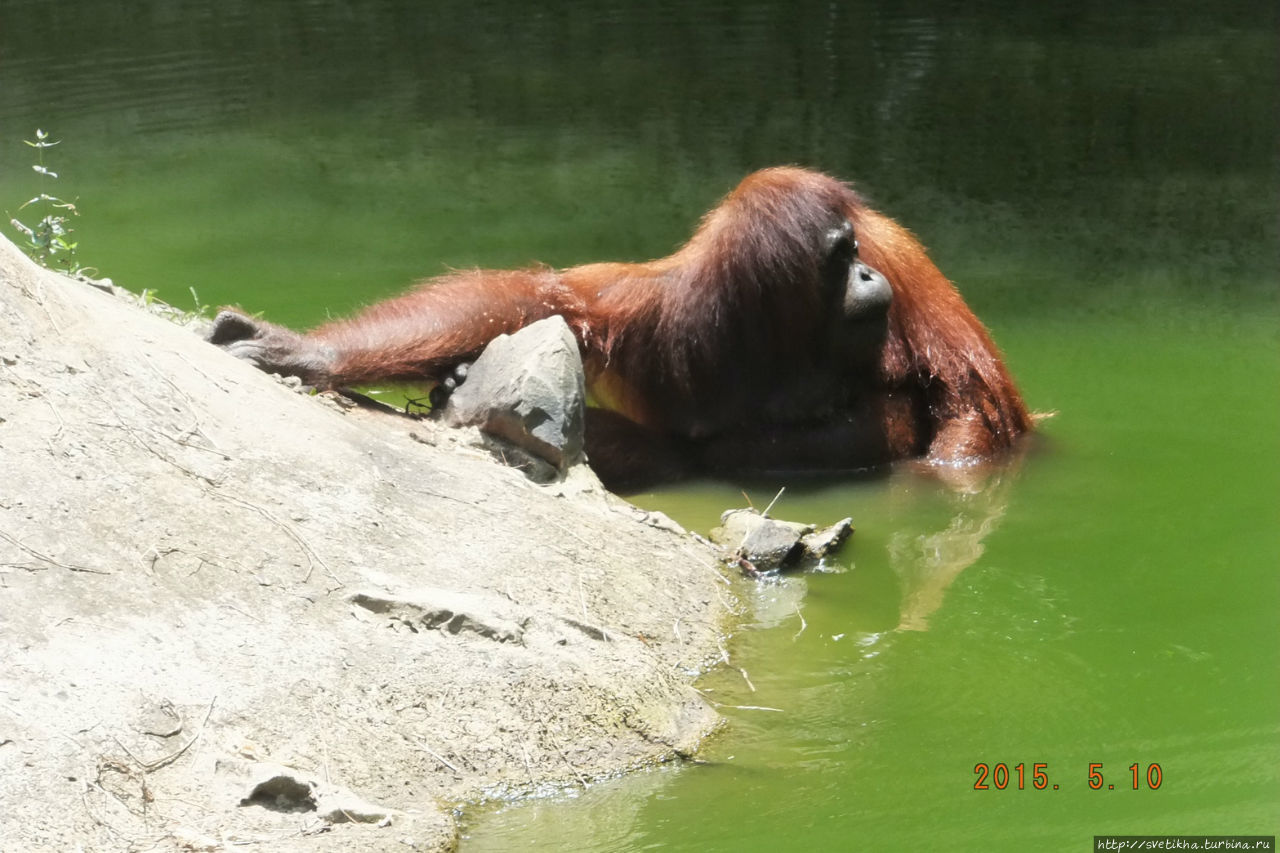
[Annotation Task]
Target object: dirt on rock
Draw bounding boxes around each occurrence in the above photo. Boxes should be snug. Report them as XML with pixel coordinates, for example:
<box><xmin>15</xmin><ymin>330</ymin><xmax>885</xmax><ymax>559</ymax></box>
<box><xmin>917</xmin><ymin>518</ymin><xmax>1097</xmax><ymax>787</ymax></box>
<box><xmin>0</xmin><ymin>236</ymin><xmax>739</xmax><ymax>852</ymax></box>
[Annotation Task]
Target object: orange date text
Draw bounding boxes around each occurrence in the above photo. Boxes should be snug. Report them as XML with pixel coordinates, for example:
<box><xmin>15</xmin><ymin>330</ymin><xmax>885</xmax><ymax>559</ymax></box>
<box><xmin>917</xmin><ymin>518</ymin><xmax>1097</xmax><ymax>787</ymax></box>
<box><xmin>972</xmin><ymin>762</ymin><xmax>1163</xmax><ymax>791</ymax></box>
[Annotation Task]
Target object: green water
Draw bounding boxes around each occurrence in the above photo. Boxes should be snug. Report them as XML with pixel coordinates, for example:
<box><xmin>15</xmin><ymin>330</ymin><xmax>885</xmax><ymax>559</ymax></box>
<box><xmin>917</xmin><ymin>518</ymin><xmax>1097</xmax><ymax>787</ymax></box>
<box><xmin>2</xmin><ymin>2</ymin><xmax>1275</xmax><ymax>849</ymax></box>
<box><xmin>464</xmin><ymin>317</ymin><xmax>1280</xmax><ymax>850</ymax></box>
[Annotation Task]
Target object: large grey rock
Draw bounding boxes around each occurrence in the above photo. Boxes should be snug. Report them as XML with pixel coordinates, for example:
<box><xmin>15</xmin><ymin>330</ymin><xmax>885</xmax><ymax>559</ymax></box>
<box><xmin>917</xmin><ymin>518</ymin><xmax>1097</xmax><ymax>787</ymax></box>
<box><xmin>0</xmin><ymin>236</ymin><xmax>733</xmax><ymax>853</ymax></box>
<box><xmin>442</xmin><ymin>316</ymin><xmax>586</xmax><ymax>472</ymax></box>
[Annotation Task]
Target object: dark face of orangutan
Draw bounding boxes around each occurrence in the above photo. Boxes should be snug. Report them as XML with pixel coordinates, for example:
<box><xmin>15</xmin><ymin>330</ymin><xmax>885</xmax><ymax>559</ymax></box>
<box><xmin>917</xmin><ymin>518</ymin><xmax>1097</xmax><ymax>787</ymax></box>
<box><xmin>822</xmin><ymin>219</ymin><xmax>893</xmax><ymax>376</ymax></box>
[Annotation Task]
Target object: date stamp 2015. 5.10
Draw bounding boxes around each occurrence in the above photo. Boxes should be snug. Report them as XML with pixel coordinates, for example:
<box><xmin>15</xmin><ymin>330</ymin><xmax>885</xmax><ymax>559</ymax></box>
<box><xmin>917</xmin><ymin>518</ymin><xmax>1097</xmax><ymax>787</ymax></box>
<box><xmin>972</xmin><ymin>761</ymin><xmax>1163</xmax><ymax>791</ymax></box>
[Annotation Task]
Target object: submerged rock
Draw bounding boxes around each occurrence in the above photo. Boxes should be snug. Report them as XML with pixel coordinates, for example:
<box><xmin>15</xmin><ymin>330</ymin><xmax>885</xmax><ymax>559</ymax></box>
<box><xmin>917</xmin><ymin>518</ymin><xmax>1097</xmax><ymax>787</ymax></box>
<box><xmin>710</xmin><ymin>508</ymin><xmax>853</xmax><ymax>571</ymax></box>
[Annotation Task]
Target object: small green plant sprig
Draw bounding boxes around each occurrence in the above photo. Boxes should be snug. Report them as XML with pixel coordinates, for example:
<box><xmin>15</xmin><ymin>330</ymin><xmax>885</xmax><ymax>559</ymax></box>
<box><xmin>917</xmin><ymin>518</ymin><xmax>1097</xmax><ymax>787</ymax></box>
<box><xmin>9</xmin><ymin>129</ymin><xmax>82</xmax><ymax>272</ymax></box>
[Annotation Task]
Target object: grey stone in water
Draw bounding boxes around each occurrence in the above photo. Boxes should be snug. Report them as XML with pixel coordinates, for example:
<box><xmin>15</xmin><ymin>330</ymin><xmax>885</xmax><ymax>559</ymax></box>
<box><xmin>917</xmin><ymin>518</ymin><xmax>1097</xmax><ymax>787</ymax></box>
<box><xmin>710</xmin><ymin>508</ymin><xmax>854</xmax><ymax>571</ymax></box>
<box><xmin>442</xmin><ymin>315</ymin><xmax>586</xmax><ymax>471</ymax></box>
<box><xmin>800</xmin><ymin>518</ymin><xmax>854</xmax><ymax>558</ymax></box>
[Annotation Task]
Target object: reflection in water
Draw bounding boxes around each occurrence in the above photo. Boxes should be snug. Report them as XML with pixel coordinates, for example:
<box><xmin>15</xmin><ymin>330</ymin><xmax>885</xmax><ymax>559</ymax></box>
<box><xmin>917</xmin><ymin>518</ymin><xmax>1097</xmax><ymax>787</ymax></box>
<box><xmin>889</xmin><ymin>448</ymin><xmax>1025</xmax><ymax>631</ymax></box>
<box><xmin>463</xmin><ymin>767</ymin><xmax>677</xmax><ymax>853</ymax></box>
<box><xmin>723</xmin><ymin>444</ymin><xmax>1028</xmax><ymax>635</ymax></box>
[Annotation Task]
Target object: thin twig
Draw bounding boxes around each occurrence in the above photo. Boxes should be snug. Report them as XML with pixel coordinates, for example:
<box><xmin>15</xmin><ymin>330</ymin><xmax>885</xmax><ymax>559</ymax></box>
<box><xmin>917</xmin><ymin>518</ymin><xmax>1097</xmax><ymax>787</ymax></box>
<box><xmin>81</xmin><ymin>782</ymin><xmax>127</xmax><ymax>842</ymax></box>
<box><xmin>0</xmin><ymin>562</ymin><xmax>44</xmax><ymax>574</ymax></box>
<box><xmin>412</xmin><ymin>740</ymin><xmax>460</xmax><ymax>774</ymax></box>
<box><xmin>115</xmin><ymin>695</ymin><xmax>216</xmax><ymax>772</ymax></box>
<box><xmin>792</xmin><ymin>603</ymin><xmax>808</xmax><ymax>641</ymax></box>
<box><xmin>93</xmin><ymin>416</ymin><xmax>223</xmax><ymax>479</ymax></box>
<box><xmin>719</xmin><ymin>704</ymin><xmax>783</xmax><ymax>712</ymax></box>
<box><xmin>520</xmin><ymin>742</ymin><xmax>534</xmax><ymax>784</ymax></box>
<box><xmin>685</xmin><ymin>535</ymin><xmax>732</xmax><ymax>586</ymax></box>
<box><xmin>0</xmin><ymin>529</ymin><xmax>109</xmax><ymax>574</ymax></box>
<box><xmin>691</xmin><ymin>687</ymin><xmax>783</xmax><ymax>713</ymax></box>
<box><xmin>545</xmin><ymin>516</ymin><xmax>596</xmax><ymax>551</ymax></box>
<box><xmin>761</xmin><ymin>486</ymin><xmax>786</xmax><ymax>518</ymax></box>
<box><xmin>44</xmin><ymin>397</ymin><xmax>66</xmax><ymax>446</ymax></box>
<box><xmin>174</xmin><ymin>351</ymin><xmax>232</xmax><ymax>394</ymax></box>
<box><xmin>210</xmin><ymin>492</ymin><xmax>341</xmax><ymax>587</ymax></box>
<box><xmin>127</xmin><ymin>381</ymin><xmax>224</xmax><ymax>457</ymax></box>
<box><xmin>100</xmin><ymin>400</ymin><xmax>221</xmax><ymax>487</ymax></box>
<box><xmin>26</xmin><ymin>281</ymin><xmax>62</xmax><ymax>334</ymax></box>
<box><xmin>553</xmin><ymin>740</ymin><xmax>589</xmax><ymax>787</ymax></box>
<box><xmin>315</xmin><ymin>708</ymin><xmax>332</xmax><ymax>785</ymax></box>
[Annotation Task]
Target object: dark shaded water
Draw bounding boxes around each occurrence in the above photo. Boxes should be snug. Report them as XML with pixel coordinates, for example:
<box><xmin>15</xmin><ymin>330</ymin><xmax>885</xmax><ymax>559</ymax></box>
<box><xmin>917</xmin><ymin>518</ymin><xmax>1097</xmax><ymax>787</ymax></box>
<box><xmin>2</xmin><ymin>2</ymin><xmax>1276</xmax><ymax>849</ymax></box>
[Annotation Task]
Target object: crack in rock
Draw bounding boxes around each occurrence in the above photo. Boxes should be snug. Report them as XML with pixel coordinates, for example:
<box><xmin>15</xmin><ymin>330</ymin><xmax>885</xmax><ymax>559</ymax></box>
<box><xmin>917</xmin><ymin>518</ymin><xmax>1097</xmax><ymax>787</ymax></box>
<box><xmin>350</xmin><ymin>588</ymin><xmax>525</xmax><ymax>644</ymax></box>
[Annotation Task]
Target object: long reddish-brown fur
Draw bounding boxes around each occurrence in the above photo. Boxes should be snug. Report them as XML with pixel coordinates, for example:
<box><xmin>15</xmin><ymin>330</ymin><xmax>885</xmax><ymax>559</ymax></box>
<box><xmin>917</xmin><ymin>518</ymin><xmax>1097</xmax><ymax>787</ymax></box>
<box><xmin>211</xmin><ymin>167</ymin><xmax>1031</xmax><ymax>486</ymax></box>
